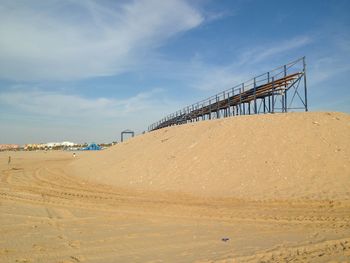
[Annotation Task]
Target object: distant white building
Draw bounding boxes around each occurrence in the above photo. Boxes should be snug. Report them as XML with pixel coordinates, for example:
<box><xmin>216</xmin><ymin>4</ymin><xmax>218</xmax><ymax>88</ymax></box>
<box><xmin>45</xmin><ymin>142</ymin><xmax>59</xmax><ymax>148</ymax></box>
<box><xmin>43</xmin><ymin>141</ymin><xmax>76</xmax><ymax>148</ymax></box>
<box><xmin>23</xmin><ymin>141</ymin><xmax>77</xmax><ymax>150</ymax></box>
<box><xmin>61</xmin><ymin>141</ymin><xmax>75</xmax><ymax>147</ymax></box>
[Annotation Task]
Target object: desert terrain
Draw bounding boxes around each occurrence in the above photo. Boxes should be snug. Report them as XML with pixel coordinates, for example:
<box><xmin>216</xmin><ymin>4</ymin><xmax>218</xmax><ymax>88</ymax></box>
<box><xmin>1</xmin><ymin>112</ymin><xmax>350</xmax><ymax>262</ymax></box>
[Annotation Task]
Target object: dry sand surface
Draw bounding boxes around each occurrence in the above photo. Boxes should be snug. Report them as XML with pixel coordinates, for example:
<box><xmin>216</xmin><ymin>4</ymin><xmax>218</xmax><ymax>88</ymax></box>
<box><xmin>1</xmin><ymin>111</ymin><xmax>350</xmax><ymax>262</ymax></box>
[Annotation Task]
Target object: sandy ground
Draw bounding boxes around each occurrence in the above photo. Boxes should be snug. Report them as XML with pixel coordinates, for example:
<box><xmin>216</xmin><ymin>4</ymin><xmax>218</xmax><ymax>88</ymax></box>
<box><xmin>1</xmin><ymin>112</ymin><xmax>350</xmax><ymax>262</ymax></box>
<box><xmin>71</xmin><ymin>111</ymin><xmax>350</xmax><ymax>200</ymax></box>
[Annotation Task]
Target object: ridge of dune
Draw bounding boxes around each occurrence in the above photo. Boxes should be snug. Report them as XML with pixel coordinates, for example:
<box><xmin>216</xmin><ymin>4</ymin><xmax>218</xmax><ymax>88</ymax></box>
<box><xmin>68</xmin><ymin>112</ymin><xmax>350</xmax><ymax>200</ymax></box>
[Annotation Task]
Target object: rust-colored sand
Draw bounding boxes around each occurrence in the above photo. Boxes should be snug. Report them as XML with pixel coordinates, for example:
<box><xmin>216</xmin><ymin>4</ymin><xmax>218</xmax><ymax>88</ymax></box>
<box><xmin>1</xmin><ymin>112</ymin><xmax>350</xmax><ymax>262</ymax></box>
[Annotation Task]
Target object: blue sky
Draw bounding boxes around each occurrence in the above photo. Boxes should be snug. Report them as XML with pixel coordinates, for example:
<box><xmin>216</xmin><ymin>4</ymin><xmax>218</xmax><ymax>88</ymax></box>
<box><xmin>0</xmin><ymin>0</ymin><xmax>349</xmax><ymax>144</ymax></box>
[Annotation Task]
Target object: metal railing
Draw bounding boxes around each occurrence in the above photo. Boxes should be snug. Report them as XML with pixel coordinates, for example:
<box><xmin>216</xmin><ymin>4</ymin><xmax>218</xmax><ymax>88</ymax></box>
<box><xmin>148</xmin><ymin>57</ymin><xmax>307</xmax><ymax>131</ymax></box>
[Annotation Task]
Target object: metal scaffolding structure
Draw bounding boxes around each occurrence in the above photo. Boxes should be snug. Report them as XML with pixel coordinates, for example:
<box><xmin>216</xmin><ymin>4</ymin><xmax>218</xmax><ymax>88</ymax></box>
<box><xmin>148</xmin><ymin>57</ymin><xmax>308</xmax><ymax>132</ymax></box>
<box><xmin>121</xmin><ymin>129</ymin><xmax>135</xmax><ymax>142</ymax></box>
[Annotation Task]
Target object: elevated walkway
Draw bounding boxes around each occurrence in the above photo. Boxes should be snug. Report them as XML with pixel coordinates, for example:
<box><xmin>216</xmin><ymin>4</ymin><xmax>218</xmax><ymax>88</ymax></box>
<box><xmin>149</xmin><ymin>57</ymin><xmax>308</xmax><ymax>131</ymax></box>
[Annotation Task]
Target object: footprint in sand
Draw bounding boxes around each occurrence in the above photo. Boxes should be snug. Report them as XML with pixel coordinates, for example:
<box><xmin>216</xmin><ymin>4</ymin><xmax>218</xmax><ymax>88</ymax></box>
<box><xmin>32</xmin><ymin>244</ymin><xmax>45</xmax><ymax>252</ymax></box>
<box><xmin>70</xmin><ymin>255</ymin><xmax>85</xmax><ymax>262</ymax></box>
<box><xmin>68</xmin><ymin>240</ymin><xmax>81</xmax><ymax>249</ymax></box>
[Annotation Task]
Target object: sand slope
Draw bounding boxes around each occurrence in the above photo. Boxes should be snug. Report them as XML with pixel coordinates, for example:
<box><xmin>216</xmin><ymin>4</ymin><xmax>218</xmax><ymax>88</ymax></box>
<box><xmin>1</xmin><ymin>112</ymin><xmax>350</xmax><ymax>262</ymax></box>
<box><xmin>70</xmin><ymin>112</ymin><xmax>350</xmax><ymax>200</ymax></box>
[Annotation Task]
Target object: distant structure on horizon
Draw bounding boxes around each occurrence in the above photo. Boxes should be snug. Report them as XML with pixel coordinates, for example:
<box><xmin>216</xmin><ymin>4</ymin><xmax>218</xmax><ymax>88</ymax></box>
<box><xmin>0</xmin><ymin>144</ymin><xmax>20</xmax><ymax>151</ymax></box>
<box><xmin>121</xmin><ymin>129</ymin><xmax>135</xmax><ymax>142</ymax></box>
<box><xmin>148</xmin><ymin>57</ymin><xmax>308</xmax><ymax>131</ymax></box>
<box><xmin>24</xmin><ymin>141</ymin><xmax>77</xmax><ymax>150</ymax></box>
<box><xmin>81</xmin><ymin>143</ymin><xmax>102</xmax><ymax>151</ymax></box>
<box><xmin>0</xmin><ymin>141</ymin><xmax>116</xmax><ymax>151</ymax></box>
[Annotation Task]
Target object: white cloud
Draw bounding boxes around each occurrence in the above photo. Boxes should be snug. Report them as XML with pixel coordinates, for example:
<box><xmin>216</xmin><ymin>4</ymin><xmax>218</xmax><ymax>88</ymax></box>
<box><xmin>0</xmin><ymin>0</ymin><xmax>204</xmax><ymax>81</ymax></box>
<box><xmin>186</xmin><ymin>62</ymin><xmax>250</xmax><ymax>92</ymax></box>
<box><xmin>0</xmin><ymin>88</ymin><xmax>168</xmax><ymax>119</ymax></box>
<box><xmin>308</xmin><ymin>57</ymin><xmax>349</xmax><ymax>86</ymax></box>
<box><xmin>0</xmin><ymin>86</ymin><xmax>186</xmax><ymax>143</ymax></box>
<box><xmin>178</xmin><ymin>36</ymin><xmax>311</xmax><ymax>93</ymax></box>
<box><xmin>237</xmin><ymin>36</ymin><xmax>312</xmax><ymax>65</ymax></box>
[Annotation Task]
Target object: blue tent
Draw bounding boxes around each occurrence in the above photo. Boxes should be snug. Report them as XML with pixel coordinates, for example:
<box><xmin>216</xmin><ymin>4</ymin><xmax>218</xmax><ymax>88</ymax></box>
<box><xmin>81</xmin><ymin>143</ymin><xmax>101</xmax><ymax>151</ymax></box>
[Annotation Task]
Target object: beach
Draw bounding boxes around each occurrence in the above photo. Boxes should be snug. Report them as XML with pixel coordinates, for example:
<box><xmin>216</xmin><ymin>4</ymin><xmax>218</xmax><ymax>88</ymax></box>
<box><xmin>1</xmin><ymin>112</ymin><xmax>350</xmax><ymax>262</ymax></box>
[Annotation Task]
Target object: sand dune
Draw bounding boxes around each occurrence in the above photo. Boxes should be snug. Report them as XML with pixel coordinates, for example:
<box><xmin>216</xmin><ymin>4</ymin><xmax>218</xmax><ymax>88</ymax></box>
<box><xmin>70</xmin><ymin>111</ymin><xmax>350</xmax><ymax>200</ymax></box>
<box><xmin>1</xmin><ymin>111</ymin><xmax>350</xmax><ymax>262</ymax></box>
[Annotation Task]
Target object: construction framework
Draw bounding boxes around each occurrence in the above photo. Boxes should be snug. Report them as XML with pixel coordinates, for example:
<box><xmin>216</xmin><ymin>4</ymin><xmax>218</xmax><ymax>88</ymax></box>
<box><xmin>148</xmin><ymin>57</ymin><xmax>308</xmax><ymax>131</ymax></box>
<box><xmin>121</xmin><ymin>129</ymin><xmax>135</xmax><ymax>142</ymax></box>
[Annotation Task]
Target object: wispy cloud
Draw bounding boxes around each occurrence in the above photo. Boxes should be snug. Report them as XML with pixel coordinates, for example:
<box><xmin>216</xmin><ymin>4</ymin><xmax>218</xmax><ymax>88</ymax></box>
<box><xmin>175</xmin><ymin>35</ymin><xmax>311</xmax><ymax>92</ymax></box>
<box><xmin>308</xmin><ymin>36</ymin><xmax>350</xmax><ymax>86</ymax></box>
<box><xmin>0</xmin><ymin>86</ymin><xmax>185</xmax><ymax>143</ymax></box>
<box><xmin>0</xmin><ymin>0</ymin><xmax>204</xmax><ymax>81</ymax></box>
<box><xmin>0</xmin><ymin>88</ymin><xmax>169</xmax><ymax>119</ymax></box>
<box><xmin>308</xmin><ymin>57</ymin><xmax>350</xmax><ymax>86</ymax></box>
<box><xmin>237</xmin><ymin>36</ymin><xmax>312</xmax><ymax>65</ymax></box>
